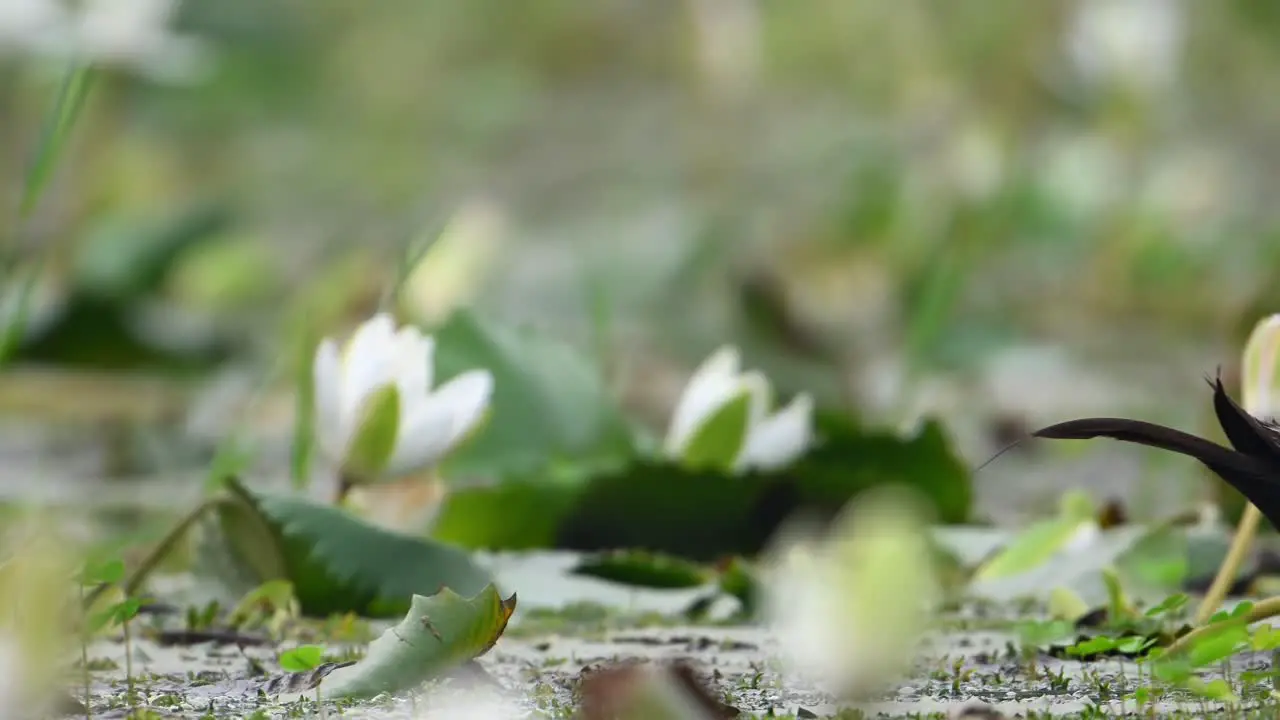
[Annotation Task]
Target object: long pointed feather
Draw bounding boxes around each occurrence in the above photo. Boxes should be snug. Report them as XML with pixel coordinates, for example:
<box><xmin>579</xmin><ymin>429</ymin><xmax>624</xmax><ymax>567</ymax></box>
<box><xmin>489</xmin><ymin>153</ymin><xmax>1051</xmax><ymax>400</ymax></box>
<box><xmin>1210</xmin><ymin>376</ymin><xmax>1280</xmax><ymax>460</ymax></box>
<box><xmin>1033</xmin><ymin>417</ymin><xmax>1280</xmax><ymax>528</ymax></box>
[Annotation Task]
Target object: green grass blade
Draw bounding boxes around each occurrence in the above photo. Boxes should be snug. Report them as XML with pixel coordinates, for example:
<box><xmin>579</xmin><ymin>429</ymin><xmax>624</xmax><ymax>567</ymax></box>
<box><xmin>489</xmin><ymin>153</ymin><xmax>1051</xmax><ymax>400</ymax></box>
<box><xmin>0</xmin><ymin>260</ymin><xmax>44</xmax><ymax>366</ymax></box>
<box><xmin>19</xmin><ymin>64</ymin><xmax>96</xmax><ymax>219</ymax></box>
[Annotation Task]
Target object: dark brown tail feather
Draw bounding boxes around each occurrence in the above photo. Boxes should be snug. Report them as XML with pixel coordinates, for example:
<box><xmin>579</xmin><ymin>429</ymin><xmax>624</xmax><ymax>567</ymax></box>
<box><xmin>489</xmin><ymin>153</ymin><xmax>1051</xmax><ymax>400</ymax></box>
<box><xmin>1209</xmin><ymin>376</ymin><xmax>1280</xmax><ymax>460</ymax></box>
<box><xmin>1033</xmin><ymin>417</ymin><xmax>1280</xmax><ymax>528</ymax></box>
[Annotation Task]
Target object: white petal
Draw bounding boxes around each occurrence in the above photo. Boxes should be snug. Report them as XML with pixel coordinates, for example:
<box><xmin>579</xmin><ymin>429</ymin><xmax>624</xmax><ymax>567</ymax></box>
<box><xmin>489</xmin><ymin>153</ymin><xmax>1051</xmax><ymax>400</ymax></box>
<box><xmin>738</xmin><ymin>392</ymin><xmax>814</xmax><ymax>471</ymax></box>
<box><xmin>432</xmin><ymin>369</ymin><xmax>494</xmax><ymax>446</ymax></box>
<box><xmin>390</xmin><ymin>324</ymin><xmax>430</xmax><ymax>403</ymax></box>
<box><xmin>312</xmin><ymin>338</ymin><xmax>346</xmax><ymax>460</ymax></box>
<box><xmin>383</xmin><ymin>399</ymin><xmax>456</xmax><ymax>476</ymax></box>
<box><xmin>737</xmin><ymin>369</ymin><xmax>773</xmax><ymax>427</ymax></box>
<box><xmin>663</xmin><ymin>345</ymin><xmax>744</xmax><ymax>456</ymax></box>
<box><xmin>339</xmin><ymin>313</ymin><xmax>397</xmax><ymax>436</ymax></box>
<box><xmin>421</xmin><ymin>334</ymin><xmax>437</xmax><ymax>391</ymax></box>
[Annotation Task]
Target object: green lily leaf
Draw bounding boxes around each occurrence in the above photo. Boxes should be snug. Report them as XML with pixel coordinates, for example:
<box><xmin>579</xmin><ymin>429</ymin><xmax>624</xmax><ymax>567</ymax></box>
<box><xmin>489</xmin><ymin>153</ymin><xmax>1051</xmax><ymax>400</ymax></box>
<box><xmin>973</xmin><ymin>491</ymin><xmax>1097</xmax><ymax>581</ymax></box>
<box><xmin>554</xmin><ymin>461</ymin><xmax>788</xmax><ymax>561</ymax></box>
<box><xmin>793</xmin><ymin>411</ymin><xmax>971</xmax><ymax>524</ymax></box>
<box><xmin>430</xmin><ymin>310</ymin><xmax>635</xmax><ymax>477</ymax></box>
<box><xmin>197</xmin><ymin>478</ymin><xmax>492</xmax><ymax>618</ymax></box>
<box><xmin>434</xmin><ymin>408</ymin><xmax>972</xmax><ymax>561</ymax></box>
<box><xmin>679</xmin><ymin>390</ymin><xmax>751</xmax><ymax>471</ymax></box>
<box><xmin>571</xmin><ymin>550</ymin><xmax>715</xmax><ymax>590</ymax></box>
<box><xmin>319</xmin><ymin>585</ymin><xmax>516</xmax><ymax>700</ymax></box>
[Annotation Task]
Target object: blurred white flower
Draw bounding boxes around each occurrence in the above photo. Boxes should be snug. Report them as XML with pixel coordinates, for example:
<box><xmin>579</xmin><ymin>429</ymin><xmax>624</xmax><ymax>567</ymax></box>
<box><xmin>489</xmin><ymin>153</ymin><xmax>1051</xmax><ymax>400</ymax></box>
<box><xmin>0</xmin><ymin>0</ymin><xmax>65</xmax><ymax>53</ymax></box>
<box><xmin>765</xmin><ymin>487</ymin><xmax>939</xmax><ymax>698</ymax></box>
<box><xmin>664</xmin><ymin>345</ymin><xmax>813</xmax><ymax>473</ymax></box>
<box><xmin>1040</xmin><ymin>132</ymin><xmax>1125</xmax><ymax>220</ymax></box>
<box><xmin>313</xmin><ymin>313</ymin><xmax>493</xmax><ymax>484</ymax></box>
<box><xmin>407</xmin><ymin>685</ymin><xmax>524</xmax><ymax>719</ymax></box>
<box><xmin>0</xmin><ymin>0</ymin><xmax>210</xmax><ymax>83</ymax></box>
<box><xmin>1066</xmin><ymin>0</ymin><xmax>1184</xmax><ymax>94</ymax></box>
<box><xmin>0</xmin><ymin>634</ymin><xmax>18</xmax><ymax>719</ymax></box>
<box><xmin>1242</xmin><ymin>314</ymin><xmax>1280</xmax><ymax>420</ymax></box>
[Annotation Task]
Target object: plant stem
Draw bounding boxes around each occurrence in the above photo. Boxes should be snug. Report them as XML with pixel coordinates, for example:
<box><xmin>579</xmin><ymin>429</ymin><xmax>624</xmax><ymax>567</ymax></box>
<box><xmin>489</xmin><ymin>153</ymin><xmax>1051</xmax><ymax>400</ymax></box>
<box><xmin>1166</xmin><ymin>595</ymin><xmax>1280</xmax><ymax>658</ymax></box>
<box><xmin>334</xmin><ymin>474</ymin><xmax>355</xmax><ymax>505</ymax></box>
<box><xmin>80</xmin><ymin>583</ymin><xmax>90</xmax><ymax>720</ymax></box>
<box><xmin>84</xmin><ymin>496</ymin><xmax>219</xmax><ymax>609</ymax></box>
<box><xmin>124</xmin><ymin>618</ymin><xmax>133</xmax><ymax>706</ymax></box>
<box><xmin>1195</xmin><ymin>503</ymin><xmax>1263</xmax><ymax>624</ymax></box>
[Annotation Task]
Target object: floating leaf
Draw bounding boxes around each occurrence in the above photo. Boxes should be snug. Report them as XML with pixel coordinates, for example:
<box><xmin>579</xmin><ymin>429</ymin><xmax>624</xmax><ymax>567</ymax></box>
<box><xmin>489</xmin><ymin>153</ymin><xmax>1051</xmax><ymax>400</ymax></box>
<box><xmin>318</xmin><ymin>585</ymin><xmax>516</xmax><ymax>700</ymax></box>
<box><xmin>435</xmin><ymin>407</ymin><xmax>970</xmax><ymax>559</ymax></box>
<box><xmin>554</xmin><ymin>461</ymin><xmax>792</xmax><ymax>561</ymax></box>
<box><xmin>431</xmin><ymin>310</ymin><xmax>635</xmax><ymax>477</ymax></box>
<box><xmin>200</xmin><ymin>479</ymin><xmax>492</xmax><ymax>617</ymax></box>
<box><xmin>571</xmin><ymin>551</ymin><xmax>714</xmax><ymax>590</ymax></box>
<box><xmin>973</xmin><ymin>491</ymin><xmax>1096</xmax><ymax>581</ymax></box>
<box><xmin>792</xmin><ymin>411</ymin><xmax>971</xmax><ymax>524</ymax></box>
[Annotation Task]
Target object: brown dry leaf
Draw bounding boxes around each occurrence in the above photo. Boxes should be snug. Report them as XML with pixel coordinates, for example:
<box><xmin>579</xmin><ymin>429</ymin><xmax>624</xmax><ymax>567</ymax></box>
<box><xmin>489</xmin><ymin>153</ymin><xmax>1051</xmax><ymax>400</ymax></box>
<box><xmin>577</xmin><ymin>661</ymin><xmax>737</xmax><ymax>720</ymax></box>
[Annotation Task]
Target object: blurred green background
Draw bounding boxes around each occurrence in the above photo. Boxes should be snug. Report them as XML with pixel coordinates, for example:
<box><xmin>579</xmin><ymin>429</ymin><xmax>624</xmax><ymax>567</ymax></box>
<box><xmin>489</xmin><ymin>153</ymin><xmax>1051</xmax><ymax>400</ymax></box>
<box><xmin>2</xmin><ymin>0</ymin><xmax>1279</xmax><ymax>528</ymax></box>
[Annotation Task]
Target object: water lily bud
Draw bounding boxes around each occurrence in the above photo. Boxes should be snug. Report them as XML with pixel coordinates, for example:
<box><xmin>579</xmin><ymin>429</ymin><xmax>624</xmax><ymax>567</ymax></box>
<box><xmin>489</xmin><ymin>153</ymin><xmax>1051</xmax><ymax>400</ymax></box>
<box><xmin>399</xmin><ymin>198</ymin><xmax>505</xmax><ymax>327</ymax></box>
<box><xmin>312</xmin><ymin>313</ymin><xmax>493</xmax><ymax>485</ymax></box>
<box><xmin>664</xmin><ymin>346</ymin><xmax>813</xmax><ymax>473</ymax></box>
<box><xmin>1241</xmin><ymin>314</ymin><xmax>1280</xmax><ymax>419</ymax></box>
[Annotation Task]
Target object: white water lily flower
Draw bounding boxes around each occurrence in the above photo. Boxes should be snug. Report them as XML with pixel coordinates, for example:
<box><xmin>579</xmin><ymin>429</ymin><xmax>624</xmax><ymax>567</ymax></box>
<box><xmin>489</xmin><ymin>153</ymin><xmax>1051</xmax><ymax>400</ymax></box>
<box><xmin>664</xmin><ymin>345</ymin><xmax>813</xmax><ymax>472</ymax></box>
<box><xmin>766</xmin><ymin>488</ymin><xmax>938</xmax><ymax>698</ymax></box>
<box><xmin>313</xmin><ymin>313</ymin><xmax>493</xmax><ymax>484</ymax></box>
<box><xmin>1243</xmin><ymin>314</ymin><xmax>1280</xmax><ymax>420</ymax></box>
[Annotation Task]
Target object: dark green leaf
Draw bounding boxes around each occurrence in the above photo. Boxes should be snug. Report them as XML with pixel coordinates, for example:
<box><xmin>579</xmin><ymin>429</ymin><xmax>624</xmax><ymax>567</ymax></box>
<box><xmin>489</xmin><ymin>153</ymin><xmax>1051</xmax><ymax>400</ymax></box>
<box><xmin>201</xmin><ymin>479</ymin><xmax>493</xmax><ymax>618</ymax></box>
<box><xmin>571</xmin><ymin>550</ymin><xmax>714</xmax><ymax>590</ymax></box>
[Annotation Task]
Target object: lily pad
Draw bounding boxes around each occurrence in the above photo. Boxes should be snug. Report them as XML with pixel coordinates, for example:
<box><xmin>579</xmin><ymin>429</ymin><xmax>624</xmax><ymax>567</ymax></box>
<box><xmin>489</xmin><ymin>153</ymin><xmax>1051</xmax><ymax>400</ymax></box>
<box><xmin>434</xmin><ymin>408</ymin><xmax>972</xmax><ymax>561</ymax></box>
<box><xmin>319</xmin><ymin>585</ymin><xmax>517</xmax><ymax>700</ymax></box>
<box><xmin>554</xmin><ymin>461</ymin><xmax>797</xmax><ymax>561</ymax></box>
<box><xmin>793</xmin><ymin>411</ymin><xmax>971</xmax><ymax>524</ymax></box>
<box><xmin>200</xmin><ymin>479</ymin><xmax>493</xmax><ymax>618</ymax></box>
<box><xmin>571</xmin><ymin>550</ymin><xmax>715</xmax><ymax>590</ymax></box>
<box><xmin>973</xmin><ymin>491</ymin><xmax>1097</xmax><ymax>581</ymax></box>
<box><xmin>430</xmin><ymin>310</ymin><xmax>636</xmax><ymax>477</ymax></box>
